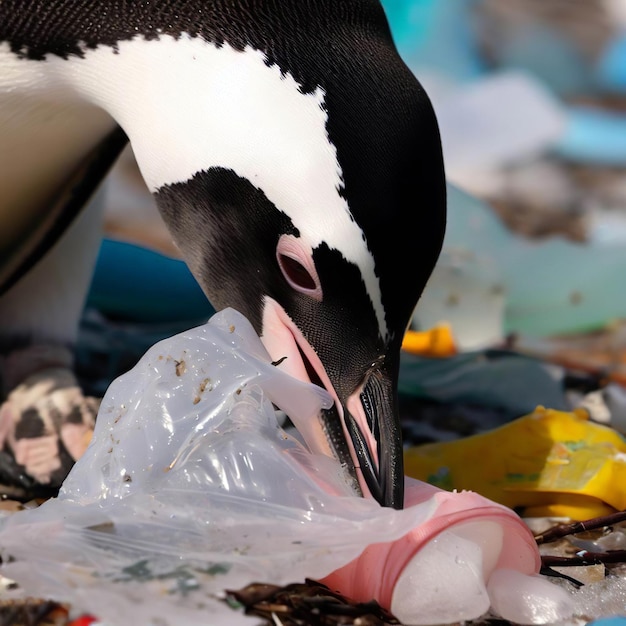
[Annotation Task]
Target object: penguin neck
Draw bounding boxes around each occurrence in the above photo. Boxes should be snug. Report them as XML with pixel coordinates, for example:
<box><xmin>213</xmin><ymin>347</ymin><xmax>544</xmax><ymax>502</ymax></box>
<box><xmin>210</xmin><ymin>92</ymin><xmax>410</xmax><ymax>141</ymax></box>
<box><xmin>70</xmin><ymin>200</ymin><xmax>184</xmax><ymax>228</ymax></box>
<box><xmin>59</xmin><ymin>35</ymin><xmax>349</xmax><ymax>232</ymax></box>
<box><xmin>62</xmin><ymin>34</ymin><xmax>387</xmax><ymax>337</ymax></box>
<box><xmin>1</xmin><ymin>32</ymin><xmax>389</xmax><ymax>341</ymax></box>
<box><xmin>62</xmin><ymin>36</ymin><xmax>328</xmax><ymax>191</ymax></box>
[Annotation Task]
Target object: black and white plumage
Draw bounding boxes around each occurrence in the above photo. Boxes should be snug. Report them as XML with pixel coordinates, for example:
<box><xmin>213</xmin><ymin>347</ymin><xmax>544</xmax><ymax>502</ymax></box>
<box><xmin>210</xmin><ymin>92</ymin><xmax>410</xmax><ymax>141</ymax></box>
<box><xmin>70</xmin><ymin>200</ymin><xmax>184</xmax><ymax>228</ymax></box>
<box><xmin>0</xmin><ymin>1</ymin><xmax>446</xmax><ymax>508</ymax></box>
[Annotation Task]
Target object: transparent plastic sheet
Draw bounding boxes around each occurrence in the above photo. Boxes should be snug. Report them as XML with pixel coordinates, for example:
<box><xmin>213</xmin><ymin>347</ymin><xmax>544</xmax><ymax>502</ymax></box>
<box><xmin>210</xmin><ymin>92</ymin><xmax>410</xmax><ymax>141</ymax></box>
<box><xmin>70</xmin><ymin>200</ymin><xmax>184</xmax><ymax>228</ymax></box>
<box><xmin>0</xmin><ymin>309</ymin><xmax>436</xmax><ymax>624</ymax></box>
<box><xmin>0</xmin><ymin>309</ymin><xmax>571</xmax><ymax>625</ymax></box>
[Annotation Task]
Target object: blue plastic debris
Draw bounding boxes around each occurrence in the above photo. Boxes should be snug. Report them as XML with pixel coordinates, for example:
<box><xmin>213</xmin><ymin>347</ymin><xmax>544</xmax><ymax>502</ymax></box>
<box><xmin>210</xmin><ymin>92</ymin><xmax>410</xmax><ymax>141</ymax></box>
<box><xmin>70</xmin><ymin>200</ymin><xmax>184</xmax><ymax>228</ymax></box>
<box><xmin>596</xmin><ymin>33</ymin><xmax>626</xmax><ymax>93</ymax></box>
<box><xmin>87</xmin><ymin>238</ymin><xmax>215</xmax><ymax>323</ymax></box>
<box><xmin>555</xmin><ymin>106</ymin><xmax>626</xmax><ymax>165</ymax></box>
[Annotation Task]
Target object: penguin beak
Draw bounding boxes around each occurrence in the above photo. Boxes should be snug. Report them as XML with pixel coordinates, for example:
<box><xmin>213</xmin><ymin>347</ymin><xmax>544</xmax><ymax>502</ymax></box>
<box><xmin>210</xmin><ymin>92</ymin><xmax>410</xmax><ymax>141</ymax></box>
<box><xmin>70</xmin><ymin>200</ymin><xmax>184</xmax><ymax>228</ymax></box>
<box><xmin>342</xmin><ymin>371</ymin><xmax>404</xmax><ymax>509</ymax></box>
<box><xmin>261</xmin><ymin>299</ymin><xmax>404</xmax><ymax>509</ymax></box>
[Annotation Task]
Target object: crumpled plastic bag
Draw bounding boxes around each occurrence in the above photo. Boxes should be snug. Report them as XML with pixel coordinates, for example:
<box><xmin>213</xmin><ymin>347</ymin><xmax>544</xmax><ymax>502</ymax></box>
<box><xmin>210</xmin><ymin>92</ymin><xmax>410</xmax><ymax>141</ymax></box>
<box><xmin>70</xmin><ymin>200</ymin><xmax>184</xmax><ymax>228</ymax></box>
<box><xmin>0</xmin><ymin>309</ymin><xmax>572</xmax><ymax>625</ymax></box>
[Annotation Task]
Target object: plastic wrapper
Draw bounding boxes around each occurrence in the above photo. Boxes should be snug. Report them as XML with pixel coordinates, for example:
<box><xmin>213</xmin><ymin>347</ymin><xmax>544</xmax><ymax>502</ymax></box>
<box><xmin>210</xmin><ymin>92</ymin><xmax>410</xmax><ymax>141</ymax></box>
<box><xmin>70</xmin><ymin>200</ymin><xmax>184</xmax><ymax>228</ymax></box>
<box><xmin>0</xmin><ymin>309</ymin><xmax>572</xmax><ymax>625</ymax></box>
<box><xmin>405</xmin><ymin>406</ymin><xmax>626</xmax><ymax>520</ymax></box>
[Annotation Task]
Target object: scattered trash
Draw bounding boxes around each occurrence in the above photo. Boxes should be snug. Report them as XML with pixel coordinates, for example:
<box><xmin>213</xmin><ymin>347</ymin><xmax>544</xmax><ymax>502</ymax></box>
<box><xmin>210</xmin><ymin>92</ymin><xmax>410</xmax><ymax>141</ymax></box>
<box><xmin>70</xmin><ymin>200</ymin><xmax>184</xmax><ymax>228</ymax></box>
<box><xmin>226</xmin><ymin>580</ymin><xmax>401</xmax><ymax>626</ymax></box>
<box><xmin>390</xmin><ymin>0</ymin><xmax>626</xmax><ymax>346</ymax></box>
<box><xmin>5</xmin><ymin>4</ymin><xmax>623</xmax><ymax>624</ymax></box>
<box><xmin>0</xmin><ymin>597</ymin><xmax>68</xmax><ymax>626</ymax></box>
<box><xmin>509</xmin><ymin>331</ymin><xmax>626</xmax><ymax>400</ymax></box>
<box><xmin>530</xmin><ymin>511</ymin><xmax>626</xmax><ymax>620</ymax></box>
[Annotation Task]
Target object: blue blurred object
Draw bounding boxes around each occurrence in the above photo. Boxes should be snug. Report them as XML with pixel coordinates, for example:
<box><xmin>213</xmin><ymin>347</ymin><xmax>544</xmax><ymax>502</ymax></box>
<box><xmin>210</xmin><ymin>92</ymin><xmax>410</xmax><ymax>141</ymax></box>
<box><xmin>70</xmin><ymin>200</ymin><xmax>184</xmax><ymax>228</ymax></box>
<box><xmin>381</xmin><ymin>0</ymin><xmax>484</xmax><ymax>83</ymax></box>
<box><xmin>380</xmin><ymin>0</ymin><xmax>435</xmax><ymax>51</ymax></box>
<box><xmin>86</xmin><ymin>238</ymin><xmax>215</xmax><ymax>323</ymax></box>
<box><xmin>588</xmin><ymin>617</ymin><xmax>626</xmax><ymax>626</ymax></box>
<box><xmin>435</xmin><ymin>70</ymin><xmax>566</xmax><ymax>176</ymax></box>
<box><xmin>597</xmin><ymin>33</ymin><xmax>626</xmax><ymax>93</ymax></box>
<box><xmin>555</xmin><ymin>105</ymin><xmax>626</xmax><ymax>165</ymax></box>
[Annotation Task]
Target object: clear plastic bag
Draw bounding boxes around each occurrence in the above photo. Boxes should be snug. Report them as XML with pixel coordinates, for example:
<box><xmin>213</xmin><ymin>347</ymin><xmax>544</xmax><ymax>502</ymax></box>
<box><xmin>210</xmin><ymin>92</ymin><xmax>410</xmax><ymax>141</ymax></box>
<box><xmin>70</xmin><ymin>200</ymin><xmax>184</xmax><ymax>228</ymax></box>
<box><xmin>0</xmin><ymin>309</ymin><xmax>572</xmax><ymax>625</ymax></box>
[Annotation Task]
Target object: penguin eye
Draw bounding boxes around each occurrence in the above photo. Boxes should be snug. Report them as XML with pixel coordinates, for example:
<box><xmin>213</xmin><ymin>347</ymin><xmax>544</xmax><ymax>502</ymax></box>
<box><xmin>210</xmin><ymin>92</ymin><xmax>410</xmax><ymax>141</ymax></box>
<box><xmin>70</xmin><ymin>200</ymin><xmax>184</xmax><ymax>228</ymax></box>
<box><xmin>276</xmin><ymin>234</ymin><xmax>322</xmax><ymax>300</ymax></box>
<box><xmin>279</xmin><ymin>255</ymin><xmax>316</xmax><ymax>290</ymax></box>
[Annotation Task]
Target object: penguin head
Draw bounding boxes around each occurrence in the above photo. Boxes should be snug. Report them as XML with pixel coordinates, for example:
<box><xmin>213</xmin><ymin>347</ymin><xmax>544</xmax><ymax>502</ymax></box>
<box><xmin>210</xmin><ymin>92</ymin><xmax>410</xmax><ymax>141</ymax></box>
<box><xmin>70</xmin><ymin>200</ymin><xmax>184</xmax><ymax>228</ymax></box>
<box><xmin>152</xmin><ymin>62</ymin><xmax>445</xmax><ymax>509</ymax></box>
<box><xmin>136</xmin><ymin>5</ymin><xmax>446</xmax><ymax>509</ymax></box>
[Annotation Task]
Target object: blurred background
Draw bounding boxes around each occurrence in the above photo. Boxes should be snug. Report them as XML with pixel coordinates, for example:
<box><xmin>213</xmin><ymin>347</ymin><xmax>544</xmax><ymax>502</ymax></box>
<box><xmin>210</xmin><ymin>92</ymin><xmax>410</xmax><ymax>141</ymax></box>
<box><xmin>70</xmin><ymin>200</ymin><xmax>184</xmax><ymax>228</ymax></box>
<box><xmin>81</xmin><ymin>0</ymin><xmax>626</xmax><ymax>444</ymax></box>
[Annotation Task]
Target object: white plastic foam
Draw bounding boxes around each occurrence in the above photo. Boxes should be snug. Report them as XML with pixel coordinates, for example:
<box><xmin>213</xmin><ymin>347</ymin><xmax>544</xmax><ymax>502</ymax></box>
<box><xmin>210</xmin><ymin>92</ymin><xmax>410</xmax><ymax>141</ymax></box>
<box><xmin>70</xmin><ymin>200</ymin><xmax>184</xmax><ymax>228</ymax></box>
<box><xmin>488</xmin><ymin>568</ymin><xmax>575</xmax><ymax>625</ymax></box>
<box><xmin>391</xmin><ymin>526</ymin><xmax>492</xmax><ymax>624</ymax></box>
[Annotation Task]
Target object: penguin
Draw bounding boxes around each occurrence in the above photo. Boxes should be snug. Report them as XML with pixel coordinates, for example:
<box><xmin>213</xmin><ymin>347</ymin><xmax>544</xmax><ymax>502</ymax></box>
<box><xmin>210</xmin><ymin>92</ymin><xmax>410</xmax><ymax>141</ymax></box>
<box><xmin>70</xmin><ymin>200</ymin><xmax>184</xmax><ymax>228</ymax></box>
<box><xmin>0</xmin><ymin>1</ymin><xmax>446</xmax><ymax>509</ymax></box>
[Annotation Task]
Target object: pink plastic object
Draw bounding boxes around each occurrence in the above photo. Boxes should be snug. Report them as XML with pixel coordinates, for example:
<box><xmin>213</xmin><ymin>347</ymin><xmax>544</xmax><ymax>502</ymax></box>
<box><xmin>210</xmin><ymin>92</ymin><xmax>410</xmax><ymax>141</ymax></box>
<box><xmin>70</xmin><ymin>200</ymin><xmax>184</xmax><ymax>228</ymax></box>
<box><xmin>322</xmin><ymin>478</ymin><xmax>572</xmax><ymax>625</ymax></box>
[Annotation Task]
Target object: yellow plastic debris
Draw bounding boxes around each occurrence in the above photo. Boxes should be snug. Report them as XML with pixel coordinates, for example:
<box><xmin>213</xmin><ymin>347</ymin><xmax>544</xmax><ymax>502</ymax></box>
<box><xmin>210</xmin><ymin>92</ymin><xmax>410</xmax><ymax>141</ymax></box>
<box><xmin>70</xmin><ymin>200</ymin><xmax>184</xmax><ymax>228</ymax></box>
<box><xmin>404</xmin><ymin>406</ymin><xmax>626</xmax><ymax>520</ymax></box>
<box><xmin>402</xmin><ymin>325</ymin><xmax>457</xmax><ymax>358</ymax></box>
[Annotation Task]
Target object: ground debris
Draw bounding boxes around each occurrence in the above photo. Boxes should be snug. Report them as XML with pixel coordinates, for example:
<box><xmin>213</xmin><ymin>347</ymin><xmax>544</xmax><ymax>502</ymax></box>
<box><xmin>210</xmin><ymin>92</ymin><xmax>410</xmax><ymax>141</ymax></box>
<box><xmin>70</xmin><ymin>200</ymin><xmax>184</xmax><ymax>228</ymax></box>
<box><xmin>226</xmin><ymin>579</ymin><xmax>401</xmax><ymax>626</ymax></box>
<box><xmin>0</xmin><ymin>598</ymin><xmax>68</xmax><ymax>626</ymax></box>
<box><xmin>535</xmin><ymin>511</ymin><xmax>626</xmax><ymax>546</ymax></box>
<box><xmin>530</xmin><ymin>510</ymin><xmax>626</xmax><ymax>593</ymax></box>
